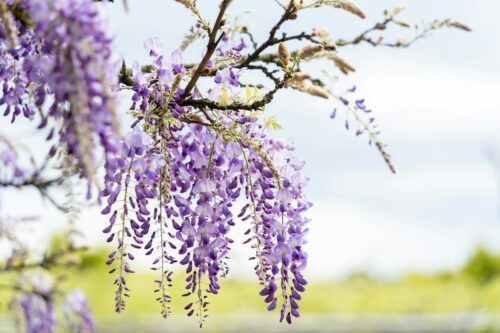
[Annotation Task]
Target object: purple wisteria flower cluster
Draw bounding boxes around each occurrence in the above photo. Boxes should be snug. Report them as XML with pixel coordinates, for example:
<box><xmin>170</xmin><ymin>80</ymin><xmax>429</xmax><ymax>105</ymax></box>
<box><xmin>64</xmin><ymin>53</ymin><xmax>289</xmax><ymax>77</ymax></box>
<box><xmin>0</xmin><ymin>0</ymin><xmax>119</xmax><ymax>186</ymax></box>
<box><xmin>96</xmin><ymin>34</ymin><xmax>312</xmax><ymax>325</ymax></box>
<box><xmin>10</xmin><ymin>274</ymin><xmax>95</xmax><ymax>333</ymax></box>
<box><xmin>0</xmin><ymin>139</ymin><xmax>25</xmax><ymax>183</ymax></box>
<box><xmin>330</xmin><ymin>86</ymin><xmax>396</xmax><ymax>173</ymax></box>
<box><xmin>63</xmin><ymin>289</ymin><xmax>96</xmax><ymax>333</ymax></box>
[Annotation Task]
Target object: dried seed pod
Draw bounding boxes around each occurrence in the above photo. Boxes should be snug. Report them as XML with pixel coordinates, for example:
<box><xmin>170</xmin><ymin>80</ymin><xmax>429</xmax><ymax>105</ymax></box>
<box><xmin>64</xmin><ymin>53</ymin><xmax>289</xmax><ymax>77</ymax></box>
<box><xmin>298</xmin><ymin>44</ymin><xmax>324</xmax><ymax>59</ymax></box>
<box><xmin>329</xmin><ymin>0</ymin><xmax>366</xmax><ymax>19</ymax></box>
<box><xmin>327</xmin><ymin>52</ymin><xmax>356</xmax><ymax>75</ymax></box>
<box><xmin>307</xmin><ymin>86</ymin><xmax>330</xmax><ymax>99</ymax></box>
<box><xmin>291</xmin><ymin>72</ymin><xmax>312</xmax><ymax>82</ymax></box>
<box><xmin>312</xmin><ymin>27</ymin><xmax>329</xmax><ymax>38</ymax></box>
<box><xmin>444</xmin><ymin>20</ymin><xmax>472</xmax><ymax>32</ymax></box>
<box><xmin>278</xmin><ymin>42</ymin><xmax>291</xmax><ymax>68</ymax></box>
<box><xmin>181</xmin><ymin>113</ymin><xmax>205</xmax><ymax>124</ymax></box>
<box><xmin>172</xmin><ymin>73</ymin><xmax>183</xmax><ymax>90</ymax></box>
<box><xmin>394</xmin><ymin>20</ymin><xmax>411</xmax><ymax>28</ymax></box>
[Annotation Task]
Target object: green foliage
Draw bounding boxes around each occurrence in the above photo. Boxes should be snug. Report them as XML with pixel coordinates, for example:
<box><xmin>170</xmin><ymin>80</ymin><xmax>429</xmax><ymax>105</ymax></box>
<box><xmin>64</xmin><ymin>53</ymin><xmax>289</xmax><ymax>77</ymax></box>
<box><xmin>462</xmin><ymin>246</ymin><xmax>500</xmax><ymax>284</ymax></box>
<box><xmin>44</xmin><ymin>246</ymin><xmax>500</xmax><ymax>318</ymax></box>
<box><xmin>6</xmin><ymin>245</ymin><xmax>500</xmax><ymax>326</ymax></box>
<box><xmin>263</xmin><ymin>115</ymin><xmax>283</xmax><ymax>131</ymax></box>
<box><xmin>79</xmin><ymin>248</ymin><xmax>110</xmax><ymax>270</ymax></box>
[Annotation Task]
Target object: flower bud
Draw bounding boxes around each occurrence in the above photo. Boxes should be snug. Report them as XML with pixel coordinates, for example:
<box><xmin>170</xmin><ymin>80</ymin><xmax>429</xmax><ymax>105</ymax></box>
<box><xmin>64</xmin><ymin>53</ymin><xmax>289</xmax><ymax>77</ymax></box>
<box><xmin>312</xmin><ymin>27</ymin><xmax>329</xmax><ymax>37</ymax></box>
<box><xmin>278</xmin><ymin>42</ymin><xmax>291</xmax><ymax>68</ymax></box>
<box><xmin>172</xmin><ymin>73</ymin><xmax>183</xmax><ymax>91</ymax></box>
<box><xmin>334</xmin><ymin>0</ymin><xmax>366</xmax><ymax>19</ymax></box>
<box><xmin>291</xmin><ymin>72</ymin><xmax>312</xmax><ymax>82</ymax></box>
<box><xmin>391</xmin><ymin>5</ymin><xmax>406</xmax><ymax>17</ymax></box>
<box><xmin>307</xmin><ymin>86</ymin><xmax>329</xmax><ymax>99</ymax></box>
<box><xmin>298</xmin><ymin>44</ymin><xmax>324</xmax><ymax>59</ymax></box>
<box><xmin>327</xmin><ymin>52</ymin><xmax>356</xmax><ymax>75</ymax></box>
<box><xmin>0</xmin><ymin>1</ymin><xmax>18</xmax><ymax>48</ymax></box>
<box><xmin>394</xmin><ymin>20</ymin><xmax>411</xmax><ymax>28</ymax></box>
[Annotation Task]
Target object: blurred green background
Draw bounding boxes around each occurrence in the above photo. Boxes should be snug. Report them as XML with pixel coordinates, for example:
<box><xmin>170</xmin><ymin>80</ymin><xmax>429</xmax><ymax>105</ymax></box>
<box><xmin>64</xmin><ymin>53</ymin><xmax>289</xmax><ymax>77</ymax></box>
<box><xmin>4</xmin><ymin>244</ymin><xmax>500</xmax><ymax>332</ymax></box>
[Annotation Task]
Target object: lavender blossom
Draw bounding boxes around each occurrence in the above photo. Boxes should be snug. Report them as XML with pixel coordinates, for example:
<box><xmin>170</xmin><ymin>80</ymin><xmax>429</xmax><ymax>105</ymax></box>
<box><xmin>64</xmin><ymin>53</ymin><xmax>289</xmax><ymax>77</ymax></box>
<box><xmin>63</xmin><ymin>289</ymin><xmax>96</xmax><ymax>333</ymax></box>
<box><xmin>10</xmin><ymin>275</ymin><xmax>57</xmax><ymax>333</ymax></box>
<box><xmin>27</xmin><ymin>0</ymin><xmax>120</xmax><ymax>182</ymax></box>
<box><xmin>1</xmin><ymin>0</ymin><xmax>120</xmax><ymax>184</ymax></box>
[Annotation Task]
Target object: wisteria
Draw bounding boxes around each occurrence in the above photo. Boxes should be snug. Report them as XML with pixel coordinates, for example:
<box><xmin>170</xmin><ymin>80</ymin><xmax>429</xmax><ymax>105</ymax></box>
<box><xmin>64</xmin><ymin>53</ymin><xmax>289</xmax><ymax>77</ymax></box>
<box><xmin>10</xmin><ymin>275</ymin><xmax>57</xmax><ymax>333</ymax></box>
<box><xmin>101</xmin><ymin>35</ymin><xmax>312</xmax><ymax>323</ymax></box>
<box><xmin>0</xmin><ymin>138</ymin><xmax>25</xmax><ymax>183</ymax></box>
<box><xmin>329</xmin><ymin>85</ymin><xmax>396</xmax><ymax>173</ymax></box>
<box><xmin>1</xmin><ymin>0</ymin><xmax>120</xmax><ymax>185</ymax></box>
<box><xmin>63</xmin><ymin>289</ymin><xmax>96</xmax><ymax>333</ymax></box>
<box><xmin>12</xmin><ymin>292</ymin><xmax>57</xmax><ymax>333</ymax></box>
<box><xmin>0</xmin><ymin>0</ymin><xmax>469</xmax><ymax>330</ymax></box>
<box><xmin>7</xmin><ymin>274</ymin><xmax>95</xmax><ymax>333</ymax></box>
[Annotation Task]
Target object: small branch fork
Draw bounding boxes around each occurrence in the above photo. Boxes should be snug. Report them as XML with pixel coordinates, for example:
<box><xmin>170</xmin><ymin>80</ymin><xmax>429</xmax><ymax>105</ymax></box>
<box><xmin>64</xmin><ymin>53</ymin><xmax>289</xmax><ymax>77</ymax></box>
<box><xmin>237</xmin><ymin>0</ymin><xmax>297</xmax><ymax>69</ymax></box>
<box><xmin>0</xmin><ymin>134</ymin><xmax>68</xmax><ymax>212</ymax></box>
<box><xmin>180</xmin><ymin>72</ymin><xmax>290</xmax><ymax>112</ymax></box>
<box><xmin>0</xmin><ymin>174</ymin><xmax>65</xmax><ymax>211</ymax></box>
<box><xmin>1</xmin><ymin>244</ymin><xmax>87</xmax><ymax>273</ymax></box>
<box><xmin>0</xmin><ymin>153</ymin><xmax>67</xmax><ymax>212</ymax></box>
<box><xmin>180</xmin><ymin>0</ymin><xmax>233</xmax><ymax>99</ymax></box>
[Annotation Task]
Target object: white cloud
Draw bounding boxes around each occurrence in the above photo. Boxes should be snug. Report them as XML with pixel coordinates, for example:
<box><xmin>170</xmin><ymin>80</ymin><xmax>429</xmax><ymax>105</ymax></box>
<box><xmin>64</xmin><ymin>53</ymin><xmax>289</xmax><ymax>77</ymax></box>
<box><xmin>306</xmin><ymin>201</ymin><xmax>500</xmax><ymax>279</ymax></box>
<box><xmin>355</xmin><ymin>56</ymin><xmax>500</xmax><ymax>138</ymax></box>
<box><xmin>329</xmin><ymin>162</ymin><xmax>497</xmax><ymax>202</ymax></box>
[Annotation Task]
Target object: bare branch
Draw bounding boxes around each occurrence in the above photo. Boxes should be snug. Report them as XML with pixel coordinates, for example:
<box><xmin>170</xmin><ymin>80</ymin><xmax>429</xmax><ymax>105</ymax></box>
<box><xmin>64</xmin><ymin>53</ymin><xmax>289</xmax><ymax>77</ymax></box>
<box><xmin>180</xmin><ymin>72</ymin><xmax>290</xmax><ymax>111</ymax></box>
<box><xmin>181</xmin><ymin>0</ymin><xmax>233</xmax><ymax>99</ymax></box>
<box><xmin>237</xmin><ymin>1</ymin><xmax>298</xmax><ymax>69</ymax></box>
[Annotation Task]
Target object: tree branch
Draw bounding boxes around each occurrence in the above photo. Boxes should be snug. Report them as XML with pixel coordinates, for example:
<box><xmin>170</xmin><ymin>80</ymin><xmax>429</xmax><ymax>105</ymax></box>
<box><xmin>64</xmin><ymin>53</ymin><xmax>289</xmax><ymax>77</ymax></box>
<box><xmin>180</xmin><ymin>0</ymin><xmax>233</xmax><ymax>99</ymax></box>
<box><xmin>180</xmin><ymin>72</ymin><xmax>290</xmax><ymax>111</ymax></box>
<box><xmin>237</xmin><ymin>1</ymin><xmax>297</xmax><ymax>69</ymax></box>
<box><xmin>1</xmin><ymin>244</ymin><xmax>87</xmax><ymax>273</ymax></box>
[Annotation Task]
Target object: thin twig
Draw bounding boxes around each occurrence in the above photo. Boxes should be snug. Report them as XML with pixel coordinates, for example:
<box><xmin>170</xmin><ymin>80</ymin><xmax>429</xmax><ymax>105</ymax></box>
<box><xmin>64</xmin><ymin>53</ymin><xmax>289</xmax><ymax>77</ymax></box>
<box><xmin>237</xmin><ymin>1</ymin><xmax>297</xmax><ymax>69</ymax></box>
<box><xmin>181</xmin><ymin>0</ymin><xmax>233</xmax><ymax>99</ymax></box>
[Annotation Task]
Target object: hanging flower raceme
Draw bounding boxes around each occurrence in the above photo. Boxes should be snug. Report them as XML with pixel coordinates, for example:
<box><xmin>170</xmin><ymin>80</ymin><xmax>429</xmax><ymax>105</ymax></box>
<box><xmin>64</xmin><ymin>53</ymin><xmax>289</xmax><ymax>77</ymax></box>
<box><xmin>0</xmin><ymin>139</ymin><xmax>25</xmax><ymax>183</ymax></box>
<box><xmin>9</xmin><ymin>274</ymin><xmax>96</xmax><ymax>333</ymax></box>
<box><xmin>27</xmin><ymin>0</ymin><xmax>120</xmax><ymax>183</ymax></box>
<box><xmin>100</xmin><ymin>128</ymin><xmax>164</xmax><ymax>312</ymax></box>
<box><xmin>0</xmin><ymin>0</ymin><xmax>120</xmax><ymax>186</ymax></box>
<box><xmin>0</xmin><ymin>13</ymin><xmax>38</xmax><ymax>123</ymax></box>
<box><xmin>97</xmin><ymin>35</ymin><xmax>312</xmax><ymax>325</ymax></box>
<box><xmin>237</xmin><ymin>121</ymin><xmax>311</xmax><ymax>324</ymax></box>
<box><xmin>164</xmin><ymin>125</ymin><xmax>245</xmax><ymax>325</ymax></box>
<box><xmin>10</xmin><ymin>274</ymin><xmax>57</xmax><ymax>333</ymax></box>
<box><xmin>62</xmin><ymin>289</ymin><xmax>96</xmax><ymax>333</ymax></box>
<box><xmin>12</xmin><ymin>293</ymin><xmax>57</xmax><ymax>333</ymax></box>
<box><xmin>330</xmin><ymin>85</ymin><xmax>396</xmax><ymax>173</ymax></box>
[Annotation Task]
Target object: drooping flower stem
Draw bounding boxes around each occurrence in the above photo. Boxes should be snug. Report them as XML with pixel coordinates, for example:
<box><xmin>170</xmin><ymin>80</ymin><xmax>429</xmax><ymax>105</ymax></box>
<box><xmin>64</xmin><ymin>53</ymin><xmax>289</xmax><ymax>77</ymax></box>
<box><xmin>156</xmin><ymin>137</ymin><xmax>172</xmax><ymax>318</ymax></box>
<box><xmin>116</xmin><ymin>156</ymin><xmax>134</xmax><ymax>313</ymax></box>
<box><xmin>206</xmin><ymin>134</ymin><xmax>219</xmax><ymax>178</ymax></box>
<box><xmin>238</xmin><ymin>140</ymin><xmax>266</xmax><ymax>281</ymax></box>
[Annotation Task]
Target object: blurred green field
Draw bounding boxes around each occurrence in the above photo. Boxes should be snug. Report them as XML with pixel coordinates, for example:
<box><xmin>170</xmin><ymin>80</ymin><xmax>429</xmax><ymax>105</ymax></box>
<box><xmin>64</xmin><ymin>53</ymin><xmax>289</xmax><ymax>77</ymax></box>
<box><xmin>3</xmin><ymin>246</ymin><xmax>500</xmax><ymax>332</ymax></box>
<box><xmin>69</xmin><ymin>245</ymin><xmax>500</xmax><ymax>318</ymax></box>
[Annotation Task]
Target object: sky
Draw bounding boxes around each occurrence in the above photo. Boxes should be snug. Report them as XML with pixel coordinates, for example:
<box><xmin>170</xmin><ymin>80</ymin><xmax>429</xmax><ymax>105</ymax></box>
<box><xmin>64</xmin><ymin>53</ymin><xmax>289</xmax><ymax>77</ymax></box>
<box><xmin>2</xmin><ymin>0</ymin><xmax>500</xmax><ymax>280</ymax></box>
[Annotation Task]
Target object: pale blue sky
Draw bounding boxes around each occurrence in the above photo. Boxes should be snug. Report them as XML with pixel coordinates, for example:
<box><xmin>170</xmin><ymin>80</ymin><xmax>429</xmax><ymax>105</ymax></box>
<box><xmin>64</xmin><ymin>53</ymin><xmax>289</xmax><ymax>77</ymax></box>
<box><xmin>2</xmin><ymin>0</ymin><xmax>500</xmax><ymax>279</ymax></box>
